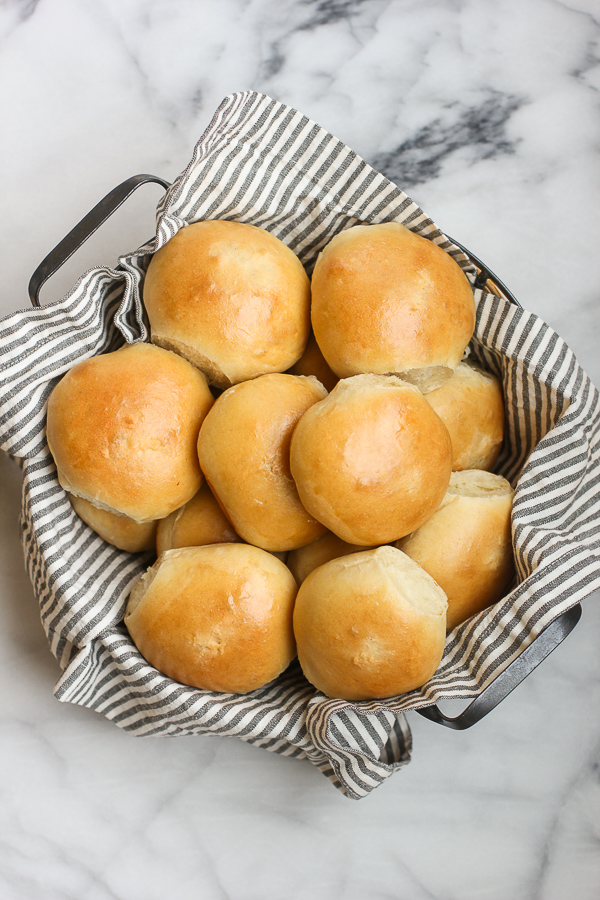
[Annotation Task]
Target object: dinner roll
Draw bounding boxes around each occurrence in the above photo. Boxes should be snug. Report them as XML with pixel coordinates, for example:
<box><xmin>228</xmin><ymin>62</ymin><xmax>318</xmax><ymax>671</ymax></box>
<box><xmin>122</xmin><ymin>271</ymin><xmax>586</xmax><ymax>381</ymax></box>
<box><xmin>311</xmin><ymin>222</ymin><xmax>475</xmax><ymax>387</ymax></box>
<box><xmin>143</xmin><ymin>220</ymin><xmax>311</xmax><ymax>389</ymax></box>
<box><xmin>396</xmin><ymin>470</ymin><xmax>515</xmax><ymax>631</ymax></box>
<box><xmin>156</xmin><ymin>483</ymin><xmax>239</xmax><ymax>555</ymax></box>
<box><xmin>290</xmin><ymin>374</ymin><xmax>453</xmax><ymax>545</ymax></box>
<box><xmin>197</xmin><ymin>373</ymin><xmax>328</xmax><ymax>552</ymax></box>
<box><xmin>424</xmin><ymin>361</ymin><xmax>505</xmax><ymax>471</ymax></box>
<box><xmin>293</xmin><ymin>546</ymin><xmax>447</xmax><ymax>700</ymax></box>
<box><xmin>124</xmin><ymin>543</ymin><xmax>298</xmax><ymax>694</ymax></box>
<box><xmin>69</xmin><ymin>494</ymin><xmax>158</xmax><ymax>553</ymax></box>
<box><xmin>287</xmin><ymin>531</ymin><xmax>373</xmax><ymax>584</ymax></box>
<box><xmin>288</xmin><ymin>330</ymin><xmax>338</xmax><ymax>392</ymax></box>
<box><xmin>46</xmin><ymin>342</ymin><xmax>213</xmax><ymax>522</ymax></box>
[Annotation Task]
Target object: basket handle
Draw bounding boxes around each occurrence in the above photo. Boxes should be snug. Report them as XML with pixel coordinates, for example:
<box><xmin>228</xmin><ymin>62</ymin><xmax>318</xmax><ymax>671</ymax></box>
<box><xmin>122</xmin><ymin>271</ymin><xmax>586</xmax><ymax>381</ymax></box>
<box><xmin>416</xmin><ymin>603</ymin><xmax>582</xmax><ymax>730</ymax></box>
<box><xmin>446</xmin><ymin>235</ymin><xmax>521</xmax><ymax>308</ymax></box>
<box><xmin>28</xmin><ymin>173</ymin><xmax>171</xmax><ymax>307</ymax></box>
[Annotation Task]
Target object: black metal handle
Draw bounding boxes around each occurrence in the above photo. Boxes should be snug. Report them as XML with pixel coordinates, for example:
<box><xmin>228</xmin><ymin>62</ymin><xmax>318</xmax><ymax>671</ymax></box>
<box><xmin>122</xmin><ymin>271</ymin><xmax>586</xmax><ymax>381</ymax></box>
<box><xmin>446</xmin><ymin>234</ymin><xmax>521</xmax><ymax>308</ymax></box>
<box><xmin>28</xmin><ymin>173</ymin><xmax>171</xmax><ymax>307</ymax></box>
<box><xmin>416</xmin><ymin>603</ymin><xmax>582</xmax><ymax>729</ymax></box>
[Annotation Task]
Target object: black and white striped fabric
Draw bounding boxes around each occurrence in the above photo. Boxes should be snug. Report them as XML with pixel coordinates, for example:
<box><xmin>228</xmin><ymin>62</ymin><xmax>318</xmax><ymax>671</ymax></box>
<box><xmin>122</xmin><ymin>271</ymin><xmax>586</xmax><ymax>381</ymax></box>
<box><xmin>2</xmin><ymin>91</ymin><xmax>599</xmax><ymax>799</ymax></box>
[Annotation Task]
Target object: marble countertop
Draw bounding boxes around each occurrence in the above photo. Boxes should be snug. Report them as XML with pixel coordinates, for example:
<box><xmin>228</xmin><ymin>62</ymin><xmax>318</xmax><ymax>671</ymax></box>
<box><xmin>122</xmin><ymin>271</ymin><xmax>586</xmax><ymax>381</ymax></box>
<box><xmin>1</xmin><ymin>1</ymin><xmax>599</xmax><ymax>897</ymax></box>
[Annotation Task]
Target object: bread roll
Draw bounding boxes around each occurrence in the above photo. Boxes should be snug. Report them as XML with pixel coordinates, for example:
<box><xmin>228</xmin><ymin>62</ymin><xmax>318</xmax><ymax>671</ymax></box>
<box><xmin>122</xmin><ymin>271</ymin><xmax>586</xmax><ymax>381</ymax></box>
<box><xmin>287</xmin><ymin>531</ymin><xmax>373</xmax><ymax>585</ymax></box>
<box><xmin>197</xmin><ymin>373</ymin><xmax>328</xmax><ymax>552</ymax></box>
<box><xmin>156</xmin><ymin>483</ymin><xmax>239</xmax><ymax>555</ymax></box>
<box><xmin>396</xmin><ymin>470</ymin><xmax>515</xmax><ymax>631</ymax></box>
<box><xmin>288</xmin><ymin>331</ymin><xmax>338</xmax><ymax>392</ymax></box>
<box><xmin>69</xmin><ymin>494</ymin><xmax>158</xmax><ymax>553</ymax></box>
<box><xmin>310</xmin><ymin>222</ymin><xmax>475</xmax><ymax>386</ymax></box>
<box><xmin>46</xmin><ymin>343</ymin><xmax>213</xmax><ymax>523</ymax></box>
<box><xmin>125</xmin><ymin>543</ymin><xmax>298</xmax><ymax>694</ymax></box>
<box><xmin>290</xmin><ymin>374</ymin><xmax>453</xmax><ymax>545</ymax></box>
<box><xmin>293</xmin><ymin>546</ymin><xmax>447</xmax><ymax>700</ymax></box>
<box><xmin>424</xmin><ymin>361</ymin><xmax>505</xmax><ymax>471</ymax></box>
<box><xmin>143</xmin><ymin>220</ymin><xmax>311</xmax><ymax>389</ymax></box>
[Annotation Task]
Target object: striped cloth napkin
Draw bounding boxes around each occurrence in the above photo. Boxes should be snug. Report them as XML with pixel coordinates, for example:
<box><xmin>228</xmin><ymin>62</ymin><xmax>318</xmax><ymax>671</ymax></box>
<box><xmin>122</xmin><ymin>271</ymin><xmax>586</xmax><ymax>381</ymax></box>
<box><xmin>1</xmin><ymin>91</ymin><xmax>599</xmax><ymax>799</ymax></box>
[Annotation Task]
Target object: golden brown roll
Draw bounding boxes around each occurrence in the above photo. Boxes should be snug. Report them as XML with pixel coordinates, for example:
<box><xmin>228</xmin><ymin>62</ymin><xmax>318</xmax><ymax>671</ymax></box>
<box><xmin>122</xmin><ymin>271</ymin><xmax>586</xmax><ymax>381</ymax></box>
<box><xmin>143</xmin><ymin>220</ymin><xmax>311</xmax><ymax>389</ymax></box>
<box><xmin>287</xmin><ymin>531</ymin><xmax>373</xmax><ymax>584</ymax></box>
<box><xmin>396</xmin><ymin>469</ymin><xmax>515</xmax><ymax>631</ymax></box>
<box><xmin>288</xmin><ymin>330</ymin><xmax>339</xmax><ymax>392</ymax></box>
<box><xmin>310</xmin><ymin>222</ymin><xmax>476</xmax><ymax>386</ymax></box>
<box><xmin>289</xmin><ymin>374</ymin><xmax>453</xmax><ymax>545</ymax></box>
<box><xmin>197</xmin><ymin>373</ymin><xmax>328</xmax><ymax>552</ymax></box>
<box><xmin>124</xmin><ymin>543</ymin><xmax>298</xmax><ymax>694</ymax></box>
<box><xmin>424</xmin><ymin>361</ymin><xmax>505</xmax><ymax>471</ymax></box>
<box><xmin>293</xmin><ymin>546</ymin><xmax>448</xmax><ymax>700</ymax></box>
<box><xmin>156</xmin><ymin>483</ymin><xmax>239</xmax><ymax>555</ymax></box>
<box><xmin>46</xmin><ymin>343</ymin><xmax>213</xmax><ymax>523</ymax></box>
<box><xmin>69</xmin><ymin>494</ymin><xmax>158</xmax><ymax>553</ymax></box>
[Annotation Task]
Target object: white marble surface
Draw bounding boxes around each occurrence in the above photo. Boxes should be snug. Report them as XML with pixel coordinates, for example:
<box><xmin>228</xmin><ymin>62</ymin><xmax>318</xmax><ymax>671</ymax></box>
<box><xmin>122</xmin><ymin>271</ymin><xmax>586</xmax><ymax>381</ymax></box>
<box><xmin>1</xmin><ymin>0</ymin><xmax>600</xmax><ymax>897</ymax></box>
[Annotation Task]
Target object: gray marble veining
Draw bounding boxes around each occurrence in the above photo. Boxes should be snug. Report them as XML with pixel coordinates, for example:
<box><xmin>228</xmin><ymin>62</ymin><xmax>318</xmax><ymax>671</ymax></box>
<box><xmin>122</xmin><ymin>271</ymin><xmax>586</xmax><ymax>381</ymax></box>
<box><xmin>1</xmin><ymin>1</ymin><xmax>599</xmax><ymax>897</ymax></box>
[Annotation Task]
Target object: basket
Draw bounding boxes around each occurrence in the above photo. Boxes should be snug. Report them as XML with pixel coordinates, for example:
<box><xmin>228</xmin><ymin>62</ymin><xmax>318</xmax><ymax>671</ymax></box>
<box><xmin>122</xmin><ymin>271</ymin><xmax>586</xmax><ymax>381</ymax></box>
<box><xmin>2</xmin><ymin>92</ymin><xmax>599</xmax><ymax>798</ymax></box>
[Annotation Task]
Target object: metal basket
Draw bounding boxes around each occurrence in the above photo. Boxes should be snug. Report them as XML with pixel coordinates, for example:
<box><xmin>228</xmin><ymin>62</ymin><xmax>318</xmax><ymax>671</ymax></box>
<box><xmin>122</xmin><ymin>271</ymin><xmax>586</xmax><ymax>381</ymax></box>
<box><xmin>28</xmin><ymin>174</ymin><xmax>582</xmax><ymax>732</ymax></box>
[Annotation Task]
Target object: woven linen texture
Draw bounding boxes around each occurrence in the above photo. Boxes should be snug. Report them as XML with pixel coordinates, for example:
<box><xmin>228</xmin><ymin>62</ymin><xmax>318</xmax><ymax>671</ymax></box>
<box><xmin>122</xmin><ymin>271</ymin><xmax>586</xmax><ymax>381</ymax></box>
<box><xmin>1</xmin><ymin>91</ymin><xmax>599</xmax><ymax>799</ymax></box>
